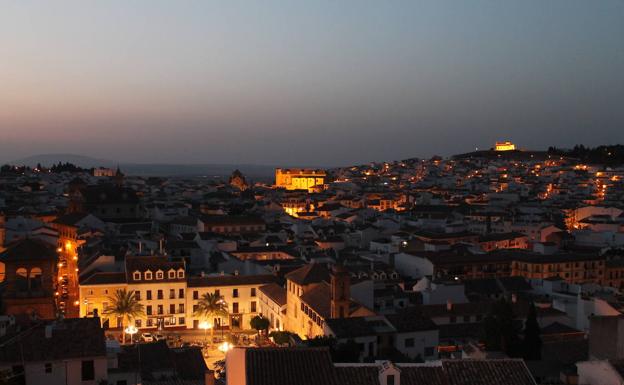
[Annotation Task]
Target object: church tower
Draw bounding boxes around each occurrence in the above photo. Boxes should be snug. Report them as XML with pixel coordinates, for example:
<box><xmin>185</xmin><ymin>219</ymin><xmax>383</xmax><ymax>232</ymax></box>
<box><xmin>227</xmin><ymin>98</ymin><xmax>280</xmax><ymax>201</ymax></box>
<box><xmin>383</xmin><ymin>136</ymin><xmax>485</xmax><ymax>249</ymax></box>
<box><xmin>113</xmin><ymin>166</ymin><xmax>125</xmax><ymax>187</ymax></box>
<box><xmin>330</xmin><ymin>263</ymin><xmax>350</xmax><ymax>319</ymax></box>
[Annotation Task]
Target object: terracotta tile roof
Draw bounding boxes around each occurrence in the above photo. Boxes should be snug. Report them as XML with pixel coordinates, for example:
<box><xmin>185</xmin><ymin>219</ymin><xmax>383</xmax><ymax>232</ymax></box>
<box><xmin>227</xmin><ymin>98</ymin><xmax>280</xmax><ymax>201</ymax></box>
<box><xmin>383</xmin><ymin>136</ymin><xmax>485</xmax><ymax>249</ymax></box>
<box><xmin>0</xmin><ymin>318</ymin><xmax>105</xmax><ymax>363</ymax></box>
<box><xmin>334</xmin><ymin>366</ymin><xmax>381</xmax><ymax>385</ymax></box>
<box><xmin>401</xmin><ymin>366</ymin><xmax>448</xmax><ymax>385</ymax></box>
<box><xmin>242</xmin><ymin>348</ymin><xmax>536</xmax><ymax>385</ymax></box>
<box><xmin>80</xmin><ymin>271</ymin><xmax>127</xmax><ymax>286</ymax></box>
<box><xmin>187</xmin><ymin>274</ymin><xmax>276</xmax><ymax>288</ymax></box>
<box><xmin>285</xmin><ymin>263</ymin><xmax>330</xmax><ymax>285</ymax></box>
<box><xmin>244</xmin><ymin>347</ymin><xmax>340</xmax><ymax>385</ymax></box>
<box><xmin>125</xmin><ymin>256</ymin><xmax>185</xmax><ymax>283</ymax></box>
<box><xmin>442</xmin><ymin>359</ymin><xmax>536</xmax><ymax>385</ymax></box>
<box><xmin>0</xmin><ymin>238</ymin><xmax>57</xmax><ymax>262</ymax></box>
<box><xmin>52</xmin><ymin>212</ymin><xmax>88</xmax><ymax>226</ymax></box>
<box><xmin>258</xmin><ymin>283</ymin><xmax>287</xmax><ymax>306</ymax></box>
<box><xmin>299</xmin><ymin>281</ymin><xmax>332</xmax><ymax>319</ymax></box>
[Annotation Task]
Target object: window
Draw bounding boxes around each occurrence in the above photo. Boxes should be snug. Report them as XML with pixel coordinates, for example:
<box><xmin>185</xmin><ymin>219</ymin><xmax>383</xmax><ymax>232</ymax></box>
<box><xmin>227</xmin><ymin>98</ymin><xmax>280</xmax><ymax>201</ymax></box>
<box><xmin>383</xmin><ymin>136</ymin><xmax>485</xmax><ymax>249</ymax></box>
<box><xmin>169</xmin><ymin>289</ymin><xmax>175</xmax><ymax>299</ymax></box>
<box><xmin>193</xmin><ymin>291</ymin><xmax>198</xmax><ymax>300</ymax></box>
<box><xmin>168</xmin><ymin>270</ymin><xmax>176</xmax><ymax>279</ymax></box>
<box><xmin>251</xmin><ymin>301</ymin><xmax>257</xmax><ymax>312</ymax></box>
<box><xmin>16</xmin><ymin>268</ymin><xmax>28</xmax><ymax>291</ymax></box>
<box><xmin>133</xmin><ymin>271</ymin><xmax>141</xmax><ymax>281</ymax></box>
<box><xmin>404</xmin><ymin>338</ymin><xmax>414</xmax><ymax>348</ymax></box>
<box><xmin>157</xmin><ymin>290</ymin><xmax>163</xmax><ymax>299</ymax></box>
<box><xmin>179</xmin><ymin>304</ymin><xmax>185</xmax><ymax>313</ymax></box>
<box><xmin>193</xmin><ymin>304</ymin><xmax>198</xmax><ymax>313</ymax></box>
<box><xmin>233</xmin><ymin>289</ymin><xmax>239</xmax><ymax>298</ymax></box>
<box><xmin>251</xmin><ymin>288</ymin><xmax>256</xmax><ymax>297</ymax></box>
<box><xmin>146</xmin><ymin>290</ymin><xmax>152</xmax><ymax>300</ymax></box>
<box><xmin>134</xmin><ymin>291</ymin><xmax>141</xmax><ymax>301</ymax></box>
<box><xmin>29</xmin><ymin>268</ymin><xmax>42</xmax><ymax>291</ymax></box>
<box><xmin>232</xmin><ymin>302</ymin><xmax>239</xmax><ymax>313</ymax></box>
<box><xmin>156</xmin><ymin>270</ymin><xmax>164</xmax><ymax>280</ymax></box>
<box><xmin>170</xmin><ymin>304</ymin><xmax>175</xmax><ymax>314</ymax></box>
<box><xmin>215</xmin><ymin>289</ymin><xmax>220</xmax><ymax>297</ymax></box>
<box><xmin>45</xmin><ymin>363</ymin><xmax>52</xmax><ymax>373</ymax></box>
<box><xmin>387</xmin><ymin>375</ymin><xmax>395</xmax><ymax>385</ymax></box>
<box><xmin>135</xmin><ymin>319</ymin><xmax>142</xmax><ymax>327</ymax></box>
<box><xmin>81</xmin><ymin>360</ymin><xmax>95</xmax><ymax>381</ymax></box>
<box><xmin>179</xmin><ymin>289</ymin><xmax>184</xmax><ymax>298</ymax></box>
<box><xmin>146</xmin><ymin>306</ymin><xmax>152</xmax><ymax>315</ymax></box>
<box><xmin>424</xmin><ymin>347</ymin><xmax>435</xmax><ymax>356</ymax></box>
<box><xmin>177</xmin><ymin>270</ymin><xmax>185</xmax><ymax>279</ymax></box>
<box><xmin>179</xmin><ymin>317</ymin><xmax>185</xmax><ymax>325</ymax></box>
<box><xmin>158</xmin><ymin>305</ymin><xmax>163</xmax><ymax>315</ymax></box>
<box><xmin>145</xmin><ymin>271</ymin><xmax>152</xmax><ymax>280</ymax></box>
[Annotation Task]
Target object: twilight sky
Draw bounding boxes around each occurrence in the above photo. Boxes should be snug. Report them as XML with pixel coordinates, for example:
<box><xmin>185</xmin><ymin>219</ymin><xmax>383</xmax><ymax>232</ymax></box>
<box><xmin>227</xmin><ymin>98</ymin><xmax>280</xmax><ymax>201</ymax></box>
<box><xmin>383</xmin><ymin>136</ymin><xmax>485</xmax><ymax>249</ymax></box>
<box><xmin>1</xmin><ymin>1</ymin><xmax>623</xmax><ymax>166</ymax></box>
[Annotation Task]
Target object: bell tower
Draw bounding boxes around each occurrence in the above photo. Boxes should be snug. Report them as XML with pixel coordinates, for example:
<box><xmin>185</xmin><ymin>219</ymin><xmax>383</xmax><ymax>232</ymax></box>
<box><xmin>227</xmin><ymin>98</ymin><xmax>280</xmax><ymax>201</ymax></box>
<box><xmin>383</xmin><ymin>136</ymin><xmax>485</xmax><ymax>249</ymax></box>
<box><xmin>330</xmin><ymin>263</ymin><xmax>350</xmax><ymax>319</ymax></box>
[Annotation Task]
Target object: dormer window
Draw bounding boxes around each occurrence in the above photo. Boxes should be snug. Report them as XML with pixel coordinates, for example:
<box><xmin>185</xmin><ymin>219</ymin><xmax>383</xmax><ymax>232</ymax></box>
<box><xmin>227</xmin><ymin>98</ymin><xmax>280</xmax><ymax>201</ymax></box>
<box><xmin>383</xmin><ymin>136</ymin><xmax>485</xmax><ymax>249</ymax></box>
<box><xmin>177</xmin><ymin>269</ymin><xmax>185</xmax><ymax>279</ymax></box>
<box><xmin>168</xmin><ymin>270</ymin><xmax>176</xmax><ymax>279</ymax></box>
<box><xmin>156</xmin><ymin>270</ymin><xmax>164</xmax><ymax>280</ymax></box>
<box><xmin>133</xmin><ymin>271</ymin><xmax>141</xmax><ymax>281</ymax></box>
<box><xmin>145</xmin><ymin>271</ymin><xmax>153</xmax><ymax>280</ymax></box>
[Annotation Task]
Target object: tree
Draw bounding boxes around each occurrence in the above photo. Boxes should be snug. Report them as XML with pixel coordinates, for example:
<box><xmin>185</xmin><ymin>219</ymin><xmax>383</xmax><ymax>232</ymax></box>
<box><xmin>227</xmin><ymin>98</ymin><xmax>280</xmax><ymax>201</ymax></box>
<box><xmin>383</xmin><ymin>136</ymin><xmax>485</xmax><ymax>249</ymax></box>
<box><xmin>306</xmin><ymin>336</ymin><xmax>361</xmax><ymax>362</ymax></box>
<box><xmin>522</xmin><ymin>302</ymin><xmax>542</xmax><ymax>360</ymax></box>
<box><xmin>482</xmin><ymin>299</ymin><xmax>520</xmax><ymax>356</ymax></box>
<box><xmin>193</xmin><ymin>292</ymin><xmax>229</xmax><ymax>342</ymax></box>
<box><xmin>269</xmin><ymin>331</ymin><xmax>294</xmax><ymax>346</ymax></box>
<box><xmin>250</xmin><ymin>315</ymin><xmax>270</xmax><ymax>336</ymax></box>
<box><xmin>103</xmin><ymin>289</ymin><xmax>144</xmax><ymax>344</ymax></box>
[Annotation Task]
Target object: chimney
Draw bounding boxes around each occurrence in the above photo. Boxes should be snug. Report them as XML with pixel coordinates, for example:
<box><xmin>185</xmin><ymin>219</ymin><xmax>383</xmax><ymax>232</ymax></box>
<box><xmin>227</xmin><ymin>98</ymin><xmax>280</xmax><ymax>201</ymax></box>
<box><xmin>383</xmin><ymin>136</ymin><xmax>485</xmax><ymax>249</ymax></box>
<box><xmin>45</xmin><ymin>324</ymin><xmax>53</xmax><ymax>339</ymax></box>
<box><xmin>204</xmin><ymin>370</ymin><xmax>215</xmax><ymax>385</ymax></box>
<box><xmin>446</xmin><ymin>299</ymin><xmax>453</xmax><ymax>311</ymax></box>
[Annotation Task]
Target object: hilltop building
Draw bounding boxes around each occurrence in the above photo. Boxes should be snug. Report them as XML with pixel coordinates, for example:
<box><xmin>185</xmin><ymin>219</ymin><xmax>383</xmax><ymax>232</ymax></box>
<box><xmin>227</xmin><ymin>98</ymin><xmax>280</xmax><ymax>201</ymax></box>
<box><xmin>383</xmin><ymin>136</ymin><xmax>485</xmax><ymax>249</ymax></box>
<box><xmin>495</xmin><ymin>141</ymin><xmax>516</xmax><ymax>151</ymax></box>
<box><xmin>275</xmin><ymin>168</ymin><xmax>326</xmax><ymax>192</ymax></box>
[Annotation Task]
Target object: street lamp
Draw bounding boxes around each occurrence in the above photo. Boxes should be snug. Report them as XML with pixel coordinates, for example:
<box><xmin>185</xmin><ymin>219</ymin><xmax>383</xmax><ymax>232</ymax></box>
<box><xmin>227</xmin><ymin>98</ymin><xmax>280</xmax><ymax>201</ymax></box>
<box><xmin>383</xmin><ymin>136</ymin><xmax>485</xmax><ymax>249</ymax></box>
<box><xmin>199</xmin><ymin>321</ymin><xmax>212</xmax><ymax>346</ymax></box>
<box><xmin>125</xmin><ymin>325</ymin><xmax>138</xmax><ymax>344</ymax></box>
<box><xmin>218</xmin><ymin>341</ymin><xmax>233</xmax><ymax>353</ymax></box>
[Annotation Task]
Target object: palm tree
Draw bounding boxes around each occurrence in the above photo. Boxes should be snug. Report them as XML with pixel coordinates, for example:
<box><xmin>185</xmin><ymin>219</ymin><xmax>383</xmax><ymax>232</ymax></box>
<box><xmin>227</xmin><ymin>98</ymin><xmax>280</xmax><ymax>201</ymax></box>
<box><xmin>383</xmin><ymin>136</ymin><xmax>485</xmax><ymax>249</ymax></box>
<box><xmin>194</xmin><ymin>292</ymin><xmax>229</xmax><ymax>344</ymax></box>
<box><xmin>103</xmin><ymin>289</ymin><xmax>144</xmax><ymax>344</ymax></box>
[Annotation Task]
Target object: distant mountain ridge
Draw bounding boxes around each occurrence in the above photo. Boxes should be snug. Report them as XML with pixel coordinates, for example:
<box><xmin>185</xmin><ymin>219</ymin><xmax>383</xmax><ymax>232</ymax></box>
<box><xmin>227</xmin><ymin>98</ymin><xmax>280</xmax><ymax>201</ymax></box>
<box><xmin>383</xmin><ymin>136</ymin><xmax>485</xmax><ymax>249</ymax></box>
<box><xmin>9</xmin><ymin>153</ymin><xmax>277</xmax><ymax>180</ymax></box>
<box><xmin>12</xmin><ymin>154</ymin><xmax>116</xmax><ymax>168</ymax></box>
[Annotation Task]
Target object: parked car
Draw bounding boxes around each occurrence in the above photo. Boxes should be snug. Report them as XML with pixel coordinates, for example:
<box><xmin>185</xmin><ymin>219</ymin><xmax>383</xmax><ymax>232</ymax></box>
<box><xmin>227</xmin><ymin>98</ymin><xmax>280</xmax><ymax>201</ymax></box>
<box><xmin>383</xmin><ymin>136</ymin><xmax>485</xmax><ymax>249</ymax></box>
<box><xmin>141</xmin><ymin>333</ymin><xmax>154</xmax><ymax>342</ymax></box>
<box><xmin>154</xmin><ymin>333</ymin><xmax>166</xmax><ymax>341</ymax></box>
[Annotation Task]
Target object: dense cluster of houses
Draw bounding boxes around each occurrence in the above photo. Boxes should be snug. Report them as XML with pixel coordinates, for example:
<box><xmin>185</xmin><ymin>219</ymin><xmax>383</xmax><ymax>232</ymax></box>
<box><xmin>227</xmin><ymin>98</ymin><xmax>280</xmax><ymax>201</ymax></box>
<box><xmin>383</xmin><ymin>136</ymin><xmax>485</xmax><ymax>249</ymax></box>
<box><xmin>1</xmin><ymin>149</ymin><xmax>624</xmax><ymax>384</ymax></box>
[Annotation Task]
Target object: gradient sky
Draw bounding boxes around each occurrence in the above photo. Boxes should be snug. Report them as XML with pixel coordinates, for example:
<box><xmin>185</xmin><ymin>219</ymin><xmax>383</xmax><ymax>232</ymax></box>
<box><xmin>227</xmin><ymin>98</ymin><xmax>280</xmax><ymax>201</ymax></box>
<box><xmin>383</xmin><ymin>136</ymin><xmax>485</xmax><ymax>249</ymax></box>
<box><xmin>1</xmin><ymin>1</ymin><xmax>623</xmax><ymax>166</ymax></box>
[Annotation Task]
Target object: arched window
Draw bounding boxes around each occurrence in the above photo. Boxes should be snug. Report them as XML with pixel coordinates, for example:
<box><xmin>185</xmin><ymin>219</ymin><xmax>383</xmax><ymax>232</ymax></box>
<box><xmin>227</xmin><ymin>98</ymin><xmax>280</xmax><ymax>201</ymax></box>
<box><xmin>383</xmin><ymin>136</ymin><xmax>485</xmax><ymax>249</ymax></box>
<box><xmin>29</xmin><ymin>267</ymin><xmax>42</xmax><ymax>291</ymax></box>
<box><xmin>16</xmin><ymin>268</ymin><xmax>28</xmax><ymax>291</ymax></box>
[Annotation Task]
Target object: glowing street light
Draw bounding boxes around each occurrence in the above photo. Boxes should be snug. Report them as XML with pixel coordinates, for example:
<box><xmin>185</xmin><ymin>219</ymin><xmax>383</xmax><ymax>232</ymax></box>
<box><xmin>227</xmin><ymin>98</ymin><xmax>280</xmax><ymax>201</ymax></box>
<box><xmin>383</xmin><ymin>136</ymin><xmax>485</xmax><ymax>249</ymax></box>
<box><xmin>125</xmin><ymin>325</ymin><xmax>138</xmax><ymax>344</ymax></box>
<box><xmin>218</xmin><ymin>341</ymin><xmax>233</xmax><ymax>353</ymax></box>
<box><xmin>199</xmin><ymin>321</ymin><xmax>213</xmax><ymax>345</ymax></box>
